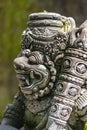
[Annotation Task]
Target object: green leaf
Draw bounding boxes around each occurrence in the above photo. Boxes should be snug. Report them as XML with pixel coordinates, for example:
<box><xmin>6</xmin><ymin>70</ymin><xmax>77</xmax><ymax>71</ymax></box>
<box><xmin>84</xmin><ymin>124</ymin><xmax>87</xmax><ymax>130</ymax></box>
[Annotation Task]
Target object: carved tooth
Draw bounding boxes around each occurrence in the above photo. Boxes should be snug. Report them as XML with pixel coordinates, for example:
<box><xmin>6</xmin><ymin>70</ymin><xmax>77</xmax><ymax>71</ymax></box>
<box><xmin>51</xmin><ymin>76</ymin><xmax>56</xmax><ymax>82</ymax></box>
<box><xmin>25</xmin><ymin>79</ymin><xmax>30</xmax><ymax>85</ymax></box>
<box><xmin>39</xmin><ymin>90</ymin><xmax>44</xmax><ymax>97</ymax></box>
<box><xmin>30</xmin><ymin>70</ymin><xmax>34</xmax><ymax>79</ymax></box>
<box><xmin>33</xmin><ymin>86</ymin><xmax>38</xmax><ymax>92</ymax></box>
<box><xmin>44</xmin><ymin>87</ymin><xmax>50</xmax><ymax>94</ymax></box>
<box><xmin>48</xmin><ymin>82</ymin><xmax>54</xmax><ymax>89</ymax></box>
<box><xmin>33</xmin><ymin>93</ymin><xmax>38</xmax><ymax>99</ymax></box>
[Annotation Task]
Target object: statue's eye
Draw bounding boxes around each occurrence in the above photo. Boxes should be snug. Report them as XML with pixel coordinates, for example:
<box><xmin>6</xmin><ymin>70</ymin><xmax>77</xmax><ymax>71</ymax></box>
<box><xmin>28</xmin><ymin>55</ymin><xmax>38</xmax><ymax>64</ymax></box>
<box><xmin>28</xmin><ymin>51</ymin><xmax>44</xmax><ymax>64</ymax></box>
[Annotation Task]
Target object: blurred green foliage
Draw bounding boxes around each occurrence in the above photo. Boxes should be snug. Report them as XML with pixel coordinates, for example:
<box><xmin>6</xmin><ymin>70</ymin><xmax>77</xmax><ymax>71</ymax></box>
<box><xmin>84</xmin><ymin>124</ymin><xmax>87</xmax><ymax>130</ymax></box>
<box><xmin>0</xmin><ymin>0</ymin><xmax>41</xmax><ymax>64</ymax></box>
<box><xmin>0</xmin><ymin>0</ymin><xmax>41</xmax><ymax>120</ymax></box>
<box><xmin>0</xmin><ymin>87</ymin><xmax>11</xmax><ymax>119</ymax></box>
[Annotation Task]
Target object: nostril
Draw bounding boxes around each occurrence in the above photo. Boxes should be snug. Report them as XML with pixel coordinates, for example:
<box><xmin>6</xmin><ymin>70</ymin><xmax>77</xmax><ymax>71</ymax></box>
<box><xmin>14</xmin><ymin>64</ymin><xmax>17</xmax><ymax>69</ymax></box>
<box><xmin>14</xmin><ymin>64</ymin><xmax>21</xmax><ymax>70</ymax></box>
<box><xmin>20</xmin><ymin>63</ymin><xmax>25</xmax><ymax>69</ymax></box>
<box><xmin>14</xmin><ymin>63</ymin><xmax>25</xmax><ymax>70</ymax></box>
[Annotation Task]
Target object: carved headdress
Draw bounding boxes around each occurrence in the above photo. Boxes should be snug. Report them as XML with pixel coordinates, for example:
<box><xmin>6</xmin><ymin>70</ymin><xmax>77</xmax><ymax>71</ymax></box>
<box><xmin>14</xmin><ymin>12</ymin><xmax>76</xmax><ymax>114</ymax></box>
<box><xmin>21</xmin><ymin>12</ymin><xmax>75</xmax><ymax>60</ymax></box>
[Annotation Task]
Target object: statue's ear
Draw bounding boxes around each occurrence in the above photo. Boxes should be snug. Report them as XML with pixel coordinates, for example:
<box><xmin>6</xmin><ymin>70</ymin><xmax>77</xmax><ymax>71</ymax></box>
<box><xmin>59</xmin><ymin>16</ymin><xmax>76</xmax><ymax>33</ymax></box>
<box><xmin>67</xmin><ymin>17</ymin><xmax>76</xmax><ymax>32</ymax></box>
<box><xmin>80</xmin><ymin>20</ymin><xmax>87</xmax><ymax>29</ymax></box>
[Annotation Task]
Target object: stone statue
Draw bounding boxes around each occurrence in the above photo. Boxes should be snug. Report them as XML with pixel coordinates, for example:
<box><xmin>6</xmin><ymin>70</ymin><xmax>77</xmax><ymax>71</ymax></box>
<box><xmin>0</xmin><ymin>12</ymin><xmax>87</xmax><ymax>130</ymax></box>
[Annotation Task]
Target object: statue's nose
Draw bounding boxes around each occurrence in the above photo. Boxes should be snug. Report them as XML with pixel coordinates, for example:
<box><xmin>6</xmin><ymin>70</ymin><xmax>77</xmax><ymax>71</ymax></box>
<box><xmin>14</xmin><ymin>57</ymin><xmax>25</xmax><ymax>70</ymax></box>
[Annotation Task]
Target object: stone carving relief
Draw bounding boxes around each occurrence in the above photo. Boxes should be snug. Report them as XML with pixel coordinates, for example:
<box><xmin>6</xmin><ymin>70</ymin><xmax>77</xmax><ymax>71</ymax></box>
<box><xmin>0</xmin><ymin>12</ymin><xmax>87</xmax><ymax>130</ymax></box>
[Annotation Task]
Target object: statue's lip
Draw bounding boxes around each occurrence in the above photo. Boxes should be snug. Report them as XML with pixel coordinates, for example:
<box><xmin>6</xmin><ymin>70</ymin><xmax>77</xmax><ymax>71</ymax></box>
<box><xmin>16</xmin><ymin>73</ymin><xmax>36</xmax><ymax>89</ymax></box>
<box><xmin>16</xmin><ymin>74</ymin><xmax>30</xmax><ymax>87</ymax></box>
<box><xmin>15</xmin><ymin>69</ymin><xmax>30</xmax><ymax>74</ymax></box>
<box><xmin>16</xmin><ymin>69</ymin><xmax>43</xmax><ymax>89</ymax></box>
<box><xmin>14</xmin><ymin>64</ymin><xmax>36</xmax><ymax>74</ymax></box>
<box><xmin>16</xmin><ymin>74</ymin><xmax>26</xmax><ymax>80</ymax></box>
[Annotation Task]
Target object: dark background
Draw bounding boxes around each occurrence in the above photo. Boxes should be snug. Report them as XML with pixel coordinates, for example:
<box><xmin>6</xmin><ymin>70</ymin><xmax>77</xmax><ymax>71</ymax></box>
<box><xmin>0</xmin><ymin>0</ymin><xmax>87</xmax><ymax>121</ymax></box>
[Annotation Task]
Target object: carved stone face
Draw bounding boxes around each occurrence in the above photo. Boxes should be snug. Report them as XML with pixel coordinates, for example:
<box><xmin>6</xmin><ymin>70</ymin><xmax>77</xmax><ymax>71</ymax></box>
<box><xmin>14</xmin><ymin>12</ymin><xmax>76</xmax><ymax>102</ymax></box>
<box><xmin>13</xmin><ymin>12</ymin><xmax>77</xmax><ymax>114</ymax></box>
<box><xmin>14</xmin><ymin>50</ymin><xmax>53</xmax><ymax>100</ymax></box>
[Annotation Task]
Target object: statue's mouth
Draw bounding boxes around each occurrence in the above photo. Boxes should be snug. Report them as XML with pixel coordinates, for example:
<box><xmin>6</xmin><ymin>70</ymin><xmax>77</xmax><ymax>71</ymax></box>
<box><xmin>15</xmin><ymin>68</ymin><xmax>43</xmax><ymax>90</ymax></box>
<box><xmin>14</xmin><ymin>56</ymin><xmax>50</xmax><ymax>97</ymax></box>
